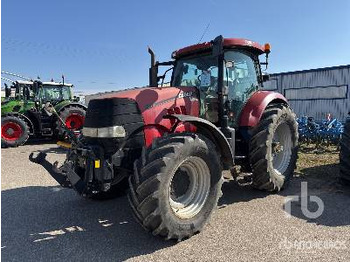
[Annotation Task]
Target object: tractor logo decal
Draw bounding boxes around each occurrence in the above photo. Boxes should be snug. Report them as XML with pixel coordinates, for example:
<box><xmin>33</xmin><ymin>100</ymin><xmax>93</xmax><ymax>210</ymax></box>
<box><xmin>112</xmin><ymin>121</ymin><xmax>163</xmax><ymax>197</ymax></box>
<box><xmin>144</xmin><ymin>91</ymin><xmax>197</xmax><ymax>110</ymax></box>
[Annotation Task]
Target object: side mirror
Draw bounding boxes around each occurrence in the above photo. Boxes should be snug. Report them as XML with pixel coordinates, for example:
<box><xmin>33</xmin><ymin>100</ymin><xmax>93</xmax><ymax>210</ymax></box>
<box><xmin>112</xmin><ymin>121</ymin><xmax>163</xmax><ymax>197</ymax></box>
<box><xmin>225</xmin><ymin>61</ymin><xmax>234</xmax><ymax>68</ymax></box>
<box><xmin>262</xmin><ymin>74</ymin><xmax>270</xmax><ymax>82</ymax></box>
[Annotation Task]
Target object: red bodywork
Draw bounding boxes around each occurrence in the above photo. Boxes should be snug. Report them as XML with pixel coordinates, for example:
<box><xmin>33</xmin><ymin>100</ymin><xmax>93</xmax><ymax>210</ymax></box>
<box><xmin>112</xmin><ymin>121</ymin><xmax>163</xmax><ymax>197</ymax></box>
<box><xmin>97</xmin><ymin>87</ymin><xmax>287</xmax><ymax>147</ymax></box>
<box><xmin>239</xmin><ymin>91</ymin><xmax>288</xmax><ymax>127</ymax></box>
<box><xmin>98</xmin><ymin>86</ymin><xmax>199</xmax><ymax>147</ymax></box>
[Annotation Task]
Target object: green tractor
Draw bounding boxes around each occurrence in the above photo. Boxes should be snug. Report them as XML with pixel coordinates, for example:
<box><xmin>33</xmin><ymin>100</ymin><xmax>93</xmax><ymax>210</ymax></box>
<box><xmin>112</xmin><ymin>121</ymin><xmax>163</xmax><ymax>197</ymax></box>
<box><xmin>1</xmin><ymin>80</ymin><xmax>86</xmax><ymax>148</ymax></box>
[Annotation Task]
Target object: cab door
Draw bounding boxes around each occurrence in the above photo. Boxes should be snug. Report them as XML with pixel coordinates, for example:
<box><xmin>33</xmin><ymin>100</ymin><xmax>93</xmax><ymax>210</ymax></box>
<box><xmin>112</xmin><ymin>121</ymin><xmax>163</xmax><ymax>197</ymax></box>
<box><xmin>224</xmin><ymin>51</ymin><xmax>259</xmax><ymax>127</ymax></box>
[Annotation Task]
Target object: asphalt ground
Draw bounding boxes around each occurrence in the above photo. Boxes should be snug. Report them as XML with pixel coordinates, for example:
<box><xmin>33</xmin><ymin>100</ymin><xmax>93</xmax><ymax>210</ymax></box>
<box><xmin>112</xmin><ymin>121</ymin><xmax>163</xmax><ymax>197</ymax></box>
<box><xmin>1</xmin><ymin>142</ymin><xmax>350</xmax><ymax>261</ymax></box>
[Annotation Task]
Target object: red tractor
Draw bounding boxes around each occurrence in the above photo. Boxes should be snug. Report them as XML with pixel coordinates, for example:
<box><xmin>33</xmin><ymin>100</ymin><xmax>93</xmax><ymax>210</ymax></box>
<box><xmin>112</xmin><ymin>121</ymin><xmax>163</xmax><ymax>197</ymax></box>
<box><xmin>31</xmin><ymin>36</ymin><xmax>298</xmax><ymax>241</ymax></box>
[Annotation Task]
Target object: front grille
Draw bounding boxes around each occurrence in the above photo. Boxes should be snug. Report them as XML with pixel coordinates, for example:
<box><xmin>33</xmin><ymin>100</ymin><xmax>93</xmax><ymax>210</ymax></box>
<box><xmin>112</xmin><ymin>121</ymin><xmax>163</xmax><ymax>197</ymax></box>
<box><xmin>83</xmin><ymin>97</ymin><xmax>144</xmax><ymax>156</ymax></box>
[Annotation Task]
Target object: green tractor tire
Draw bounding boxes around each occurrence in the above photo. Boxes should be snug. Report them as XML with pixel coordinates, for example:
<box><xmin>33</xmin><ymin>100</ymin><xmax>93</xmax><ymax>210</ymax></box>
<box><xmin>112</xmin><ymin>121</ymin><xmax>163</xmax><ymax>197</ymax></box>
<box><xmin>56</xmin><ymin>105</ymin><xmax>86</xmax><ymax>137</ymax></box>
<box><xmin>1</xmin><ymin>115</ymin><xmax>30</xmax><ymax>148</ymax></box>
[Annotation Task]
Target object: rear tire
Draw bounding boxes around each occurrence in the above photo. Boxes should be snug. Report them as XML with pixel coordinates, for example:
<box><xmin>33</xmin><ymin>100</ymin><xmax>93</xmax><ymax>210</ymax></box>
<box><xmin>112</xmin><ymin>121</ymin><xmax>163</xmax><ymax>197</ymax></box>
<box><xmin>340</xmin><ymin>116</ymin><xmax>350</xmax><ymax>185</ymax></box>
<box><xmin>1</xmin><ymin>116</ymin><xmax>30</xmax><ymax>148</ymax></box>
<box><xmin>128</xmin><ymin>133</ymin><xmax>223</xmax><ymax>241</ymax></box>
<box><xmin>57</xmin><ymin>105</ymin><xmax>85</xmax><ymax>137</ymax></box>
<box><xmin>249</xmin><ymin>104</ymin><xmax>298</xmax><ymax>191</ymax></box>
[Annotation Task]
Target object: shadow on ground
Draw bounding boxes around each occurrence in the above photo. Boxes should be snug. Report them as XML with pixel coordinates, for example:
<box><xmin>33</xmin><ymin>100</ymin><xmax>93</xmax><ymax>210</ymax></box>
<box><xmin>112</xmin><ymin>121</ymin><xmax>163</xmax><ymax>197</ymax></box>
<box><xmin>281</xmin><ymin>163</ymin><xmax>350</xmax><ymax>227</ymax></box>
<box><xmin>2</xmin><ymin>164</ymin><xmax>349</xmax><ymax>261</ymax></box>
<box><xmin>1</xmin><ymin>186</ymin><xmax>171</xmax><ymax>261</ymax></box>
<box><xmin>219</xmin><ymin>181</ymin><xmax>269</xmax><ymax>207</ymax></box>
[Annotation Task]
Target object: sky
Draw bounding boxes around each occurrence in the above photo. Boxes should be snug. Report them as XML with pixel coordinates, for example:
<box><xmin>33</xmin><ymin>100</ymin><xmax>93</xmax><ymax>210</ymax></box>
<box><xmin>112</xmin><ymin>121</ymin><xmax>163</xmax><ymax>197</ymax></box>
<box><xmin>2</xmin><ymin>0</ymin><xmax>350</xmax><ymax>94</ymax></box>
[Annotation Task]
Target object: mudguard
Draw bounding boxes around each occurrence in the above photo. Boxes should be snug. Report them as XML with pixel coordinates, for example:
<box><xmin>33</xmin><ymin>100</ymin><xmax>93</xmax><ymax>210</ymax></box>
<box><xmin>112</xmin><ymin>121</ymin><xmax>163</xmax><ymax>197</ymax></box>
<box><xmin>240</xmin><ymin>91</ymin><xmax>288</xmax><ymax>127</ymax></box>
<box><xmin>165</xmin><ymin>114</ymin><xmax>234</xmax><ymax>168</ymax></box>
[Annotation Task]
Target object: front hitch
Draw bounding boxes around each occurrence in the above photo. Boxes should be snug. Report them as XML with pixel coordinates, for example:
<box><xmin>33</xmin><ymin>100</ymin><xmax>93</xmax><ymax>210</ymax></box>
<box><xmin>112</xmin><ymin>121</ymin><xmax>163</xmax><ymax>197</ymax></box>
<box><xmin>29</xmin><ymin>151</ymin><xmax>72</xmax><ymax>188</ymax></box>
<box><xmin>29</xmin><ymin>147</ymin><xmax>99</xmax><ymax>196</ymax></box>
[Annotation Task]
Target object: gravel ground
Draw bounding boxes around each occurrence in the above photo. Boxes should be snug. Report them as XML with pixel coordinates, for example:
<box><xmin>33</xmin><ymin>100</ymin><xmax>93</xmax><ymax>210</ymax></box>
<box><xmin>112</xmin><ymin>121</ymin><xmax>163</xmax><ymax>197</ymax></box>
<box><xmin>1</xmin><ymin>142</ymin><xmax>350</xmax><ymax>261</ymax></box>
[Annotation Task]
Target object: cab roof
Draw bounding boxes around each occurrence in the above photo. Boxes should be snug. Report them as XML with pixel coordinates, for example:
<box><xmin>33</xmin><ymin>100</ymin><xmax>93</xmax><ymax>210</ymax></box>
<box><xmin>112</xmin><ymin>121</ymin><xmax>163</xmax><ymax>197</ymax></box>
<box><xmin>42</xmin><ymin>81</ymin><xmax>73</xmax><ymax>87</ymax></box>
<box><xmin>172</xmin><ymin>37</ymin><xmax>267</xmax><ymax>58</ymax></box>
<box><xmin>15</xmin><ymin>80</ymin><xmax>73</xmax><ymax>87</ymax></box>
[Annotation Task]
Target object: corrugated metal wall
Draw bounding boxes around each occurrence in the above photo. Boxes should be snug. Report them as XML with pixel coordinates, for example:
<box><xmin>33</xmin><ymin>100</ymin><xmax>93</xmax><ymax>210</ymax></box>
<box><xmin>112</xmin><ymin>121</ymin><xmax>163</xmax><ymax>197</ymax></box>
<box><xmin>263</xmin><ymin>65</ymin><xmax>350</xmax><ymax>122</ymax></box>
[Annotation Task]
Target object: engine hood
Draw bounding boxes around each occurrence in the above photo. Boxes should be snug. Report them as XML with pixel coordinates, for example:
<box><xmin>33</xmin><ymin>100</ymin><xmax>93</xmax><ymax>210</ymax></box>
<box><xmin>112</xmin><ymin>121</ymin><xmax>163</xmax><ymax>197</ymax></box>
<box><xmin>89</xmin><ymin>86</ymin><xmax>200</xmax><ymax>147</ymax></box>
<box><xmin>94</xmin><ymin>86</ymin><xmax>198</xmax><ymax>113</ymax></box>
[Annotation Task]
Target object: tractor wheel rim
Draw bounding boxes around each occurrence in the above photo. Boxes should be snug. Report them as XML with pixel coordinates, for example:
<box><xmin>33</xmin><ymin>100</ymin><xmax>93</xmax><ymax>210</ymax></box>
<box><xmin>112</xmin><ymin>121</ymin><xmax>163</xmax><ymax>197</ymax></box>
<box><xmin>272</xmin><ymin>122</ymin><xmax>292</xmax><ymax>175</ymax></box>
<box><xmin>1</xmin><ymin>122</ymin><xmax>23</xmax><ymax>141</ymax></box>
<box><xmin>65</xmin><ymin>114</ymin><xmax>84</xmax><ymax>130</ymax></box>
<box><xmin>169</xmin><ymin>156</ymin><xmax>210</xmax><ymax>219</ymax></box>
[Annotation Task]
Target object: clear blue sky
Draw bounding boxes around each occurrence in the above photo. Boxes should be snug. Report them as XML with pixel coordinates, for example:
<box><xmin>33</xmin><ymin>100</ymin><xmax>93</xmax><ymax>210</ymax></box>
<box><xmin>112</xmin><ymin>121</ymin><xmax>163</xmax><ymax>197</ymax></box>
<box><xmin>2</xmin><ymin>0</ymin><xmax>350</xmax><ymax>93</ymax></box>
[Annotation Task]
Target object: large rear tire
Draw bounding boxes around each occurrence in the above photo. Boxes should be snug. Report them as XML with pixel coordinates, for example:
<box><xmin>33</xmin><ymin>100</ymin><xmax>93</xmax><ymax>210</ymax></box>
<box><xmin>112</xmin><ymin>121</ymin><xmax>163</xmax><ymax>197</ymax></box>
<box><xmin>57</xmin><ymin>105</ymin><xmax>86</xmax><ymax>137</ymax></box>
<box><xmin>340</xmin><ymin>115</ymin><xmax>350</xmax><ymax>185</ymax></box>
<box><xmin>128</xmin><ymin>133</ymin><xmax>223</xmax><ymax>241</ymax></box>
<box><xmin>1</xmin><ymin>116</ymin><xmax>30</xmax><ymax>148</ymax></box>
<box><xmin>249</xmin><ymin>104</ymin><xmax>298</xmax><ymax>191</ymax></box>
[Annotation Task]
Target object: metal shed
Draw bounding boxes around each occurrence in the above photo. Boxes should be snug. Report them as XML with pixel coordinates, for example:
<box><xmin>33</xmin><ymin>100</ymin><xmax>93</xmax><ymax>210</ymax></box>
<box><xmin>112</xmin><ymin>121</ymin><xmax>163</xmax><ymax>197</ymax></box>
<box><xmin>263</xmin><ymin>65</ymin><xmax>350</xmax><ymax>122</ymax></box>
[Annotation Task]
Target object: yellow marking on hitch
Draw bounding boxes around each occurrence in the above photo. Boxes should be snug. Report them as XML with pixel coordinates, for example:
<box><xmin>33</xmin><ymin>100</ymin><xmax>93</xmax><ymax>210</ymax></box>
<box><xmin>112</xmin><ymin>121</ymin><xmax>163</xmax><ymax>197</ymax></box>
<box><xmin>57</xmin><ymin>141</ymin><xmax>72</xmax><ymax>149</ymax></box>
<box><xmin>95</xmin><ymin>160</ymin><xmax>100</xmax><ymax>169</ymax></box>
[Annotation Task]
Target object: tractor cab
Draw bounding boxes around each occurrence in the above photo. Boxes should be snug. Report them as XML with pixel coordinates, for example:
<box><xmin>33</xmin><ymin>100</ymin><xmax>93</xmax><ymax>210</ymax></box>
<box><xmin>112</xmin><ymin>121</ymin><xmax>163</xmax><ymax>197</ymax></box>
<box><xmin>151</xmin><ymin>36</ymin><xmax>270</xmax><ymax>128</ymax></box>
<box><xmin>37</xmin><ymin>81</ymin><xmax>73</xmax><ymax>104</ymax></box>
<box><xmin>4</xmin><ymin>80</ymin><xmax>73</xmax><ymax>105</ymax></box>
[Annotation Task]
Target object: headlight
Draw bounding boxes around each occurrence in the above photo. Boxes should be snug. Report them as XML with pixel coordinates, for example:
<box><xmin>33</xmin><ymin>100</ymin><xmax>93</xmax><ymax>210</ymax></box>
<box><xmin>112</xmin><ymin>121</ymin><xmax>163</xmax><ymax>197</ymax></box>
<box><xmin>82</xmin><ymin>126</ymin><xmax>126</xmax><ymax>138</ymax></box>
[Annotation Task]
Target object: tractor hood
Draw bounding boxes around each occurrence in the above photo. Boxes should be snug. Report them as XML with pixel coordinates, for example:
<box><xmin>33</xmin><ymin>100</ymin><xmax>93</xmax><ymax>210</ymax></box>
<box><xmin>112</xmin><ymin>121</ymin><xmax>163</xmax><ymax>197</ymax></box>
<box><xmin>92</xmin><ymin>86</ymin><xmax>199</xmax><ymax>113</ymax></box>
<box><xmin>85</xmin><ymin>86</ymin><xmax>200</xmax><ymax>147</ymax></box>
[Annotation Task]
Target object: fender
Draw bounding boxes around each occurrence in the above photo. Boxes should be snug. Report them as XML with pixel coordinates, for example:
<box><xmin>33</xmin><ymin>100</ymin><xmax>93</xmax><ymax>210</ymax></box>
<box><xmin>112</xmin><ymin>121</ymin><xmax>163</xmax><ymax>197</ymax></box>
<box><xmin>165</xmin><ymin>114</ymin><xmax>234</xmax><ymax>168</ymax></box>
<box><xmin>3</xmin><ymin>112</ymin><xmax>35</xmax><ymax>135</ymax></box>
<box><xmin>240</xmin><ymin>91</ymin><xmax>288</xmax><ymax>127</ymax></box>
<box><xmin>56</xmin><ymin>102</ymin><xmax>87</xmax><ymax>114</ymax></box>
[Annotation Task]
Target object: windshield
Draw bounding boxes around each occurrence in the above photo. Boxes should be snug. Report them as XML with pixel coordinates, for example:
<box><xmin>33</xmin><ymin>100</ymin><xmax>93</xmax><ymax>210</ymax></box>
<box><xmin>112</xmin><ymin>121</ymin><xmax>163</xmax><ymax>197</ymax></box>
<box><xmin>172</xmin><ymin>54</ymin><xmax>219</xmax><ymax>123</ymax></box>
<box><xmin>41</xmin><ymin>85</ymin><xmax>71</xmax><ymax>101</ymax></box>
<box><xmin>172</xmin><ymin>54</ymin><xmax>218</xmax><ymax>89</ymax></box>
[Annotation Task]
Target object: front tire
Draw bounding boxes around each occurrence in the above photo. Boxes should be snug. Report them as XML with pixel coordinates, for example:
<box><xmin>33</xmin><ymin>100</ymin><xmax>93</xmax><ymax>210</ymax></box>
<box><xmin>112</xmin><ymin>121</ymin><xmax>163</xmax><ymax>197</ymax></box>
<box><xmin>1</xmin><ymin>116</ymin><xmax>30</xmax><ymax>148</ymax></box>
<box><xmin>128</xmin><ymin>133</ymin><xmax>223</xmax><ymax>241</ymax></box>
<box><xmin>249</xmin><ymin>104</ymin><xmax>298</xmax><ymax>191</ymax></box>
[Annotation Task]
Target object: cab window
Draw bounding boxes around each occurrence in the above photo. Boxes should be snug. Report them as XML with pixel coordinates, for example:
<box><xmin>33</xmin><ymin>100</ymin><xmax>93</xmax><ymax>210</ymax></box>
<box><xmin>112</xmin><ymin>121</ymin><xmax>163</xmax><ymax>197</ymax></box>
<box><xmin>172</xmin><ymin>54</ymin><xmax>219</xmax><ymax>123</ymax></box>
<box><xmin>224</xmin><ymin>51</ymin><xmax>259</xmax><ymax>126</ymax></box>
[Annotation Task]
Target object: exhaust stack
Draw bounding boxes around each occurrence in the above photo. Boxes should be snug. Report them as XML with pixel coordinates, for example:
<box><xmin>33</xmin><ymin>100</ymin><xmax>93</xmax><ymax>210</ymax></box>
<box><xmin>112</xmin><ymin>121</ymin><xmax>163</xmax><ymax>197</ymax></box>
<box><xmin>148</xmin><ymin>46</ymin><xmax>158</xmax><ymax>87</ymax></box>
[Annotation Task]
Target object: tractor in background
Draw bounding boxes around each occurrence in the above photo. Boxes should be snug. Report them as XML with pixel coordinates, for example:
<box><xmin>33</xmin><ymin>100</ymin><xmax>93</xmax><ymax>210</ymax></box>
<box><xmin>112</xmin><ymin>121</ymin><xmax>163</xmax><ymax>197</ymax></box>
<box><xmin>1</xmin><ymin>79</ymin><xmax>86</xmax><ymax>147</ymax></box>
<box><xmin>31</xmin><ymin>35</ymin><xmax>299</xmax><ymax>241</ymax></box>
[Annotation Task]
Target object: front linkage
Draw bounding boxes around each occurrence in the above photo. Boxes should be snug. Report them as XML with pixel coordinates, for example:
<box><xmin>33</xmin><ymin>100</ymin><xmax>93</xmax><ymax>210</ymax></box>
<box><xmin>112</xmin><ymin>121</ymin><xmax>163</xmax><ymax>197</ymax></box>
<box><xmin>29</xmin><ymin>104</ymin><xmax>115</xmax><ymax>197</ymax></box>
